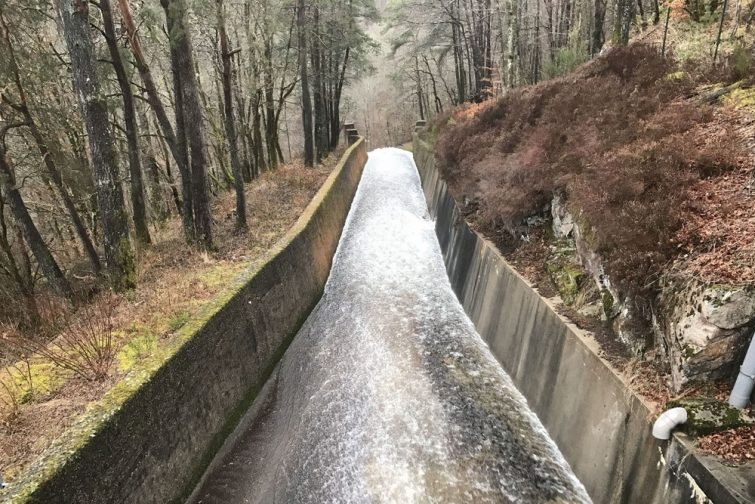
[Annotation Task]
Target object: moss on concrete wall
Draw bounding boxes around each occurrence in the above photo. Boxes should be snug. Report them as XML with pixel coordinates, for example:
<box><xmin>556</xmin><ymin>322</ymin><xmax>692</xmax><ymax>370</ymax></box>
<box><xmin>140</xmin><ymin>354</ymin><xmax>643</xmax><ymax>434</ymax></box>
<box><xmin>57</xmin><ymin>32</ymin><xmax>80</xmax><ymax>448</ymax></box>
<box><xmin>2</xmin><ymin>139</ymin><xmax>368</xmax><ymax>504</ymax></box>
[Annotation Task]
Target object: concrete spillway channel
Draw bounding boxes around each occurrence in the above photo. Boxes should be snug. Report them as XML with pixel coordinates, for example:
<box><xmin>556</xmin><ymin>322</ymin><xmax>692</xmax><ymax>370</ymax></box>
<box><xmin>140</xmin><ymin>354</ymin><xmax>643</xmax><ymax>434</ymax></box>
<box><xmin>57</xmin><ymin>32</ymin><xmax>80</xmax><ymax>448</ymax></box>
<box><xmin>187</xmin><ymin>149</ymin><xmax>590</xmax><ymax>504</ymax></box>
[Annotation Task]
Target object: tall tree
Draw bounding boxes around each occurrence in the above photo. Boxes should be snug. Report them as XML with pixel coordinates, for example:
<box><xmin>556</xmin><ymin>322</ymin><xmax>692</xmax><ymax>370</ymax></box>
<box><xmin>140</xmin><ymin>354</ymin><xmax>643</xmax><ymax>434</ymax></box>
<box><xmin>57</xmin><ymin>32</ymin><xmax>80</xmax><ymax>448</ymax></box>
<box><xmin>311</xmin><ymin>2</ymin><xmax>328</xmax><ymax>161</ymax></box>
<box><xmin>593</xmin><ymin>0</ymin><xmax>607</xmax><ymax>53</ymax></box>
<box><xmin>162</xmin><ymin>0</ymin><xmax>214</xmax><ymax>248</ymax></box>
<box><xmin>217</xmin><ymin>0</ymin><xmax>247</xmax><ymax>230</ymax></box>
<box><xmin>117</xmin><ymin>0</ymin><xmax>195</xmax><ymax>242</ymax></box>
<box><xmin>298</xmin><ymin>0</ymin><xmax>315</xmax><ymax>167</ymax></box>
<box><xmin>58</xmin><ymin>0</ymin><xmax>136</xmax><ymax>290</ymax></box>
<box><xmin>100</xmin><ymin>0</ymin><xmax>151</xmax><ymax>245</ymax></box>
<box><xmin>0</xmin><ymin>122</ymin><xmax>73</xmax><ymax>300</ymax></box>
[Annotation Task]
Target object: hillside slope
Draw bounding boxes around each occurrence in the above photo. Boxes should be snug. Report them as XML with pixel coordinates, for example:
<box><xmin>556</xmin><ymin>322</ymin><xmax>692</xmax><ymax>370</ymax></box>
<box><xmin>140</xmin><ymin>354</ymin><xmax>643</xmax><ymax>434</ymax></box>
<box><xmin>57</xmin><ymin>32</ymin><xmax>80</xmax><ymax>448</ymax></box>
<box><xmin>428</xmin><ymin>43</ymin><xmax>755</xmax><ymax>460</ymax></box>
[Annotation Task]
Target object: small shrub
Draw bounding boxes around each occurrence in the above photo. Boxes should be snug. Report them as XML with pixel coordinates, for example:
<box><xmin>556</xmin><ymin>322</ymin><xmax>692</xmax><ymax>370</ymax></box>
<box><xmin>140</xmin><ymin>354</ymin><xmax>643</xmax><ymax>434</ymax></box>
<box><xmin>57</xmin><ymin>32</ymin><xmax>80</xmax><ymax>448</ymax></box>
<box><xmin>166</xmin><ymin>310</ymin><xmax>190</xmax><ymax>333</ymax></box>
<box><xmin>0</xmin><ymin>355</ymin><xmax>34</xmax><ymax>423</ymax></box>
<box><xmin>0</xmin><ymin>374</ymin><xmax>21</xmax><ymax>423</ymax></box>
<box><xmin>544</xmin><ymin>44</ymin><xmax>590</xmax><ymax>79</ymax></box>
<box><xmin>727</xmin><ymin>45</ymin><xmax>753</xmax><ymax>82</ymax></box>
<box><xmin>4</xmin><ymin>293</ymin><xmax>122</xmax><ymax>382</ymax></box>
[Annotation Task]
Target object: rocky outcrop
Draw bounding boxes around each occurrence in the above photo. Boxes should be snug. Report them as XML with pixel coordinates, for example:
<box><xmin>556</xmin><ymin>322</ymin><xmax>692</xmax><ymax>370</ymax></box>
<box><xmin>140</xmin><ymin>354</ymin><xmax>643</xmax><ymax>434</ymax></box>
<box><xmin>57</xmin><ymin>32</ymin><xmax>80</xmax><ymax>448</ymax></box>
<box><xmin>667</xmin><ymin>398</ymin><xmax>755</xmax><ymax>436</ymax></box>
<box><xmin>656</xmin><ymin>277</ymin><xmax>755</xmax><ymax>391</ymax></box>
<box><xmin>550</xmin><ymin>194</ymin><xmax>648</xmax><ymax>354</ymax></box>
<box><xmin>550</xmin><ymin>194</ymin><xmax>755</xmax><ymax>391</ymax></box>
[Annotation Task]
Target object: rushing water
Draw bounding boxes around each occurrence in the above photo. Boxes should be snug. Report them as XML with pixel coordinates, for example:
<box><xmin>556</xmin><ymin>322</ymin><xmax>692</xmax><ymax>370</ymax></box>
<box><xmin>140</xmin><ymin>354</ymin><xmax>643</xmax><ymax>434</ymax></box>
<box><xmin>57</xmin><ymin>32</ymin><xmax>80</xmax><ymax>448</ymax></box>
<box><xmin>189</xmin><ymin>149</ymin><xmax>591</xmax><ymax>504</ymax></box>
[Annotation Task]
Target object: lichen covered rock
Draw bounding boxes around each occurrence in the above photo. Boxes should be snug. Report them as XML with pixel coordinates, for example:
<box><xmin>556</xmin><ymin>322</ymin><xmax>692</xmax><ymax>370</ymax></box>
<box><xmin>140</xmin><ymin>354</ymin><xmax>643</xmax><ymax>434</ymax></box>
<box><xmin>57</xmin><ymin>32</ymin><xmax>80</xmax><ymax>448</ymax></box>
<box><xmin>550</xmin><ymin>195</ymin><xmax>647</xmax><ymax>353</ymax></box>
<box><xmin>656</xmin><ymin>276</ymin><xmax>755</xmax><ymax>392</ymax></box>
<box><xmin>549</xmin><ymin>195</ymin><xmax>755</xmax><ymax>389</ymax></box>
<box><xmin>701</xmin><ymin>286</ymin><xmax>755</xmax><ymax>330</ymax></box>
<box><xmin>667</xmin><ymin>398</ymin><xmax>754</xmax><ymax>436</ymax></box>
<box><xmin>545</xmin><ymin>241</ymin><xmax>584</xmax><ymax>305</ymax></box>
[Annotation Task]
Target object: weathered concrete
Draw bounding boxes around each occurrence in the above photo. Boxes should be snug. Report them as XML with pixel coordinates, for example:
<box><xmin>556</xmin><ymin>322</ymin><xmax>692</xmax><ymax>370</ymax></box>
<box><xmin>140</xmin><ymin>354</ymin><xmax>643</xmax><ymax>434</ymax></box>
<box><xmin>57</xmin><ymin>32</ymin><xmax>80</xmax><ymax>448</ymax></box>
<box><xmin>2</xmin><ymin>139</ymin><xmax>368</xmax><ymax>504</ymax></box>
<box><xmin>413</xmin><ymin>136</ymin><xmax>755</xmax><ymax>504</ymax></box>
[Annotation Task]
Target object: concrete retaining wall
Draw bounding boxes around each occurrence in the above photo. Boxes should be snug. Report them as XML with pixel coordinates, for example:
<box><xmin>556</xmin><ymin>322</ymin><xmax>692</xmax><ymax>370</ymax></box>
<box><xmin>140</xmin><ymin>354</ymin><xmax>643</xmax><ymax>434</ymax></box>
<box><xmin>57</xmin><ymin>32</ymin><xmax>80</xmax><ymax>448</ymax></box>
<box><xmin>413</xmin><ymin>137</ymin><xmax>753</xmax><ymax>504</ymax></box>
<box><xmin>5</xmin><ymin>140</ymin><xmax>368</xmax><ymax>504</ymax></box>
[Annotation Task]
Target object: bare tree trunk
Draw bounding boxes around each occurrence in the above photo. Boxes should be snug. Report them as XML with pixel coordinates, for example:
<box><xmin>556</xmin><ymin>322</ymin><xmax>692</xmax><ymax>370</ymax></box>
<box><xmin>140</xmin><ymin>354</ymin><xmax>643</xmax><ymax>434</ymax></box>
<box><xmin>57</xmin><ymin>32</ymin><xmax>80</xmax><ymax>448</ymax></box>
<box><xmin>119</xmin><ymin>0</ymin><xmax>194</xmax><ymax>241</ymax></box>
<box><xmin>329</xmin><ymin>46</ymin><xmax>350</xmax><ymax>149</ymax></box>
<box><xmin>637</xmin><ymin>0</ymin><xmax>647</xmax><ymax>28</ymax></box>
<box><xmin>452</xmin><ymin>2</ymin><xmax>466</xmax><ymax>101</ymax></box>
<box><xmin>619</xmin><ymin>0</ymin><xmax>635</xmax><ymax>44</ymax></box>
<box><xmin>100</xmin><ymin>0</ymin><xmax>150</xmax><ymax>245</ymax></box>
<box><xmin>252</xmin><ymin>97</ymin><xmax>267</xmax><ymax>173</ymax></box>
<box><xmin>264</xmin><ymin>40</ymin><xmax>280</xmax><ymax>170</ymax></box>
<box><xmin>311</xmin><ymin>3</ymin><xmax>328</xmax><ymax>162</ymax></box>
<box><xmin>0</xmin><ymin>126</ymin><xmax>73</xmax><ymax>300</ymax></box>
<box><xmin>423</xmin><ymin>56</ymin><xmax>443</xmax><ymax>114</ymax></box>
<box><xmin>162</xmin><ymin>0</ymin><xmax>213</xmax><ymax>249</ymax></box>
<box><xmin>155</xmin><ymin>128</ymin><xmax>183</xmax><ymax>215</ymax></box>
<box><xmin>217</xmin><ymin>0</ymin><xmax>247</xmax><ymax>231</ymax></box>
<box><xmin>414</xmin><ymin>57</ymin><xmax>426</xmax><ymax>120</ymax></box>
<box><xmin>560</xmin><ymin>0</ymin><xmax>573</xmax><ymax>46</ymax></box>
<box><xmin>168</xmin><ymin>37</ymin><xmax>194</xmax><ymax>240</ymax></box>
<box><xmin>592</xmin><ymin>0</ymin><xmax>607</xmax><ymax>54</ymax></box>
<box><xmin>137</xmin><ymin>98</ymin><xmax>169</xmax><ymax>220</ymax></box>
<box><xmin>298</xmin><ymin>0</ymin><xmax>314</xmax><ymax>167</ymax></box>
<box><xmin>0</xmin><ymin>196</ymin><xmax>40</xmax><ymax>324</ymax></box>
<box><xmin>58</xmin><ymin>0</ymin><xmax>135</xmax><ymax>290</ymax></box>
<box><xmin>0</xmin><ymin>8</ymin><xmax>101</xmax><ymax>273</ymax></box>
<box><xmin>506</xmin><ymin>0</ymin><xmax>519</xmax><ymax>87</ymax></box>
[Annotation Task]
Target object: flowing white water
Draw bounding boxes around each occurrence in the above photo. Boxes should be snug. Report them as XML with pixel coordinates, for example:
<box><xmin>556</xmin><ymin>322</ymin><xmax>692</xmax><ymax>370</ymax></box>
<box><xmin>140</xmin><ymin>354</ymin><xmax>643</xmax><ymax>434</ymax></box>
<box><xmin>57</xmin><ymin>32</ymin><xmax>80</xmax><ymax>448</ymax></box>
<box><xmin>189</xmin><ymin>149</ymin><xmax>591</xmax><ymax>504</ymax></box>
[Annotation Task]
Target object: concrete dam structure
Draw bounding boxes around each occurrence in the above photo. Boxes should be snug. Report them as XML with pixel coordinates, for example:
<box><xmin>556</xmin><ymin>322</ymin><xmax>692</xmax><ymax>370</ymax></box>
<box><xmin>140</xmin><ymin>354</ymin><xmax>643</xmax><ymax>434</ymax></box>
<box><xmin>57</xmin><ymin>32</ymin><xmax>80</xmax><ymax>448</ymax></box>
<box><xmin>189</xmin><ymin>148</ymin><xmax>589</xmax><ymax>503</ymax></box>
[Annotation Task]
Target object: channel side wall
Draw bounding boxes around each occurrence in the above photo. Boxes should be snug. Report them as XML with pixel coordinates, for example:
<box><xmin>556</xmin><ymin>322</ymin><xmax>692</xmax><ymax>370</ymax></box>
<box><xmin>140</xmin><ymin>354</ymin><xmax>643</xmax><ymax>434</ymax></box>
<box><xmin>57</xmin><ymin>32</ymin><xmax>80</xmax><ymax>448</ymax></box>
<box><xmin>4</xmin><ymin>139</ymin><xmax>368</xmax><ymax>504</ymax></box>
<box><xmin>414</xmin><ymin>136</ymin><xmax>752</xmax><ymax>504</ymax></box>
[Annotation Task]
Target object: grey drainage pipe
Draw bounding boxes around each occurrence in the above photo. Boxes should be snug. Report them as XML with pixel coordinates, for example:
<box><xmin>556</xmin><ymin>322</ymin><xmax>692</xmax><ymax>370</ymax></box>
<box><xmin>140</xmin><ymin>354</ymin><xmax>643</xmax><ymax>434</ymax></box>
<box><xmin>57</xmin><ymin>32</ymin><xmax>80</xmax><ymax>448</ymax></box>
<box><xmin>652</xmin><ymin>407</ymin><xmax>688</xmax><ymax>440</ymax></box>
<box><xmin>729</xmin><ymin>330</ymin><xmax>755</xmax><ymax>409</ymax></box>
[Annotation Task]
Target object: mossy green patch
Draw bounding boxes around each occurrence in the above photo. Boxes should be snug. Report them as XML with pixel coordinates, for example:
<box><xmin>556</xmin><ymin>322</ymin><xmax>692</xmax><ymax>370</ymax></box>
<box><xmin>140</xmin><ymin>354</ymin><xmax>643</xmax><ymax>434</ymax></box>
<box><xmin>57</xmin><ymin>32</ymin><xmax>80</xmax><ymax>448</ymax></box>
<box><xmin>115</xmin><ymin>238</ymin><xmax>137</xmax><ymax>291</ymax></box>
<box><xmin>601</xmin><ymin>289</ymin><xmax>615</xmax><ymax>317</ymax></box>
<box><xmin>667</xmin><ymin>398</ymin><xmax>755</xmax><ymax>437</ymax></box>
<box><xmin>166</xmin><ymin>311</ymin><xmax>190</xmax><ymax>333</ymax></box>
<box><xmin>116</xmin><ymin>333</ymin><xmax>159</xmax><ymax>373</ymax></box>
<box><xmin>198</xmin><ymin>264</ymin><xmax>242</xmax><ymax>290</ymax></box>
<box><xmin>665</xmin><ymin>71</ymin><xmax>686</xmax><ymax>81</ymax></box>
<box><xmin>545</xmin><ymin>244</ymin><xmax>585</xmax><ymax>305</ymax></box>
<box><xmin>4</xmin><ymin>361</ymin><xmax>66</xmax><ymax>405</ymax></box>
<box><xmin>724</xmin><ymin>86</ymin><xmax>755</xmax><ymax>110</ymax></box>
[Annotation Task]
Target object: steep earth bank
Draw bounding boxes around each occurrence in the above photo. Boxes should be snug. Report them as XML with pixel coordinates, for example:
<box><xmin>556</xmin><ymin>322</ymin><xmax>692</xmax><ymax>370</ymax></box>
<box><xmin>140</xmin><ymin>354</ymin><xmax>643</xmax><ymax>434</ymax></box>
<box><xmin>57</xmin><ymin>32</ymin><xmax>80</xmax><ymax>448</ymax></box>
<box><xmin>426</xmin><ymin>43</ymin><xmax>755</xmax><ymax>461</ymax></box>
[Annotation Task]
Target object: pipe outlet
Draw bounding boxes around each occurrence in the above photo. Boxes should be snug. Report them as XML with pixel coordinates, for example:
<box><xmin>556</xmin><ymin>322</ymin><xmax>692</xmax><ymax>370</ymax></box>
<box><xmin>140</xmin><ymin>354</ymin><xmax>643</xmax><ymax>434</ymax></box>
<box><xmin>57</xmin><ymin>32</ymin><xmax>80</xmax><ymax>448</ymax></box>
<box><xmin>652</xmin><ymin>407</ymin><xmax>688</xmax><ymax>440</ymax></box>
<box><xmin>729</xmin><ymin>330</ymin><xmax>755</xmax><ymax>409</ymax></box>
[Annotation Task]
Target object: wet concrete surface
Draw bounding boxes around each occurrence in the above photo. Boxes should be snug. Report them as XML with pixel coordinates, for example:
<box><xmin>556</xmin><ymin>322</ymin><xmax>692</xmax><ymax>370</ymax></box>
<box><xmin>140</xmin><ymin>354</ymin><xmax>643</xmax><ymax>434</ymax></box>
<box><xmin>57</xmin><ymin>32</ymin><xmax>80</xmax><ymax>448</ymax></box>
<box><xmin>188</xmin><ymin>149</ymin><xmax>590</xmax><ymax>504</ymax></box>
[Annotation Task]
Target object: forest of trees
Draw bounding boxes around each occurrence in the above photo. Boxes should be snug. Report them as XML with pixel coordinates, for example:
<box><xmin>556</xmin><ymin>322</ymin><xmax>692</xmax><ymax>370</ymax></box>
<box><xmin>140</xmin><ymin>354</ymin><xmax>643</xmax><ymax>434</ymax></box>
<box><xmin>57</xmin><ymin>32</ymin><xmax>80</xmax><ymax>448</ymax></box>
<box><xmin>382</xmin><ymin>0</ymin><xmax>738</xmax><ymax>125</ymax></box>
<box><xmin>0</xmin><ymin>0</ymin><xmax>375</xmax><ymax>329</ymax></box>
<box><xmin>0</xmin><ymin>0</ymin><xmax>739</xmax><ymax>330</ymax></box>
